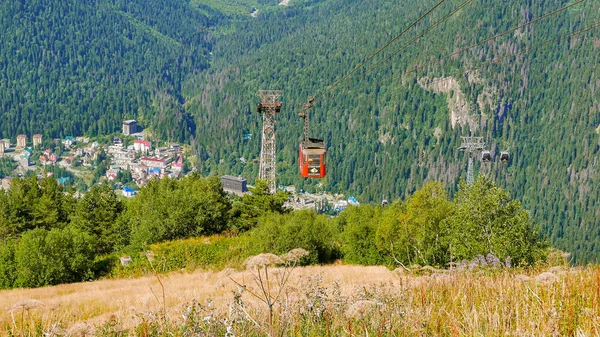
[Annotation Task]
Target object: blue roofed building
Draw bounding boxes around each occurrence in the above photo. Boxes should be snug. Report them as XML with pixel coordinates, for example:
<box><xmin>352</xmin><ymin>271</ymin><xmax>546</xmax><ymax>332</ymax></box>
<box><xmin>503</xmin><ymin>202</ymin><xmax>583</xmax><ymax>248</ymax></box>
<box><xmin>122</xmin><ymin>186</ymin><xmax>136</xmax><ymax>197</ymax></box>
<box><xmin>348</xmin><ymin>197</ymin><xmax>359</xmax><ymax>205</ymax></box>
<box><xmin>148</xmin><ymin>167</ymin><xmax>161</xmax><ymax>176</ymax></box>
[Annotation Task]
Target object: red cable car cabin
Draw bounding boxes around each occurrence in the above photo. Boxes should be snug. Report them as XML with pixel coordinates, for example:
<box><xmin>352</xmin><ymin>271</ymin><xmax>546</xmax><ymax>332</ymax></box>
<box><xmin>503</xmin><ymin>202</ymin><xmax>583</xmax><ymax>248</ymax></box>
<box><xmin>299</xmin><ymin>138</ymin><xmax>326</xmax><ymax>178</ymax></box>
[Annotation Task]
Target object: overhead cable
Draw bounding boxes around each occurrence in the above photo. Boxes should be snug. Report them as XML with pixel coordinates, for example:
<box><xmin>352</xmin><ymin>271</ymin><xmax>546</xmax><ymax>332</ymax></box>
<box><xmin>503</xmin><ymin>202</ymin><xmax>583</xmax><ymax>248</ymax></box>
<box><xmin>317</xmin><ymin>0</ymin><xmax>450</xmax><ymax>99</ymax></box>
<box><xmin>318</xmin><ymin>0</ymin><xmax>589</xmax><ymax>102</ymax></box>
<box><xmin>363</xmin><ymin>0</ymin><xmax>476</xmax><ymax>77</ymax></box>
<box><xmin>421</xmin><ymin>20</ymin><xmax>600</xmax><ymax>89</ymax></box>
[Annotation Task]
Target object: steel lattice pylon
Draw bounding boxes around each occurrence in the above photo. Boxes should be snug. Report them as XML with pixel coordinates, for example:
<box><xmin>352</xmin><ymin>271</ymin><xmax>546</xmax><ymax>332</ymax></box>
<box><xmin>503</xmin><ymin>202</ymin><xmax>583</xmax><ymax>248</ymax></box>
<box><xmin>458</xmin><ymin>136</ymin><xmax>485</xmax><ymax>185</ymax></box>
<box><xmin>257</xmin><ymin>90</ymin><xmax>282</xmax><ymax>194</ymax></box>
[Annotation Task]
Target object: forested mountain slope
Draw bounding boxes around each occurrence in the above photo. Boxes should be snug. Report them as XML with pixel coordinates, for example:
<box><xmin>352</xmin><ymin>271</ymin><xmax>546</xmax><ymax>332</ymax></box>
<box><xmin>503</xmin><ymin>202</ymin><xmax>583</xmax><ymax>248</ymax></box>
<box><xmin>183</xmin><ymin>0</ymin><xmax>600</xmax><ymax>262</ymax></box>
<box><xmin>0</xmin><ymin>0</ymin><xmax>220</xmax><ymax>141</ymax></box>
<box><xmin>0</xmin><ymin>0</ymin><xmax>599</xmax><ymax>262</ymax></box>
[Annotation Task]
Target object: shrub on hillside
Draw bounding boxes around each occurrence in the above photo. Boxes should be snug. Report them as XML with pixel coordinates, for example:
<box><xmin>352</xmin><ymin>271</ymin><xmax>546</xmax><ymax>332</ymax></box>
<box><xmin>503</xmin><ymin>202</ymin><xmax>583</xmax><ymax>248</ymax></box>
<box><xmin>253</xmin><ymin>210</ymin><xmax>339</xmax><ymax>264</ymax></box>
<box><xmin>229</xmin><ymin>180</ymin><xmax>290</xmax><ymax>231</ymax></box>
<box><xmin>376</xmin><ymin>182</ymin><xmax>454</xmax><ymax>267</ymax></box>
<box><xmin>125</xmin><ymin>174</ymin><xmax>232</xmax><ymax>249</ymax></box>
<box><xmin>13</xmin><ymin>226</ymin><xmax>96</xmax><ymax>288</ymax></box>
<box><xmin>446</xmin><ymin>177</ymin><xmax>548</xmax><ymax>266</ymax></box>
<box><xmin>336</xmin><ymin>205</ymin><xmax>387</xmax><ymax>265</ymax></box>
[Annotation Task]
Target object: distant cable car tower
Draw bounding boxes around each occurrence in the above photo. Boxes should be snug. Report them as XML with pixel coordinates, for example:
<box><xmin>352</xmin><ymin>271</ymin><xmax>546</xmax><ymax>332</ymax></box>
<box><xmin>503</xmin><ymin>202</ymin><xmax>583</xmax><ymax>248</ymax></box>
<box><xmin>257</xmin><ymin>90</ymin><xmax>283</xmax><ymax>194</ymax></box>
<box><xmin>458</xmin><ymin>136</ymin><xmax>511</xmax><ymax>184</ymax></box>
<box><xmin>458</xmin><ymin>136</ymin><xmax>487</xmax><ymax>185</ymax></box>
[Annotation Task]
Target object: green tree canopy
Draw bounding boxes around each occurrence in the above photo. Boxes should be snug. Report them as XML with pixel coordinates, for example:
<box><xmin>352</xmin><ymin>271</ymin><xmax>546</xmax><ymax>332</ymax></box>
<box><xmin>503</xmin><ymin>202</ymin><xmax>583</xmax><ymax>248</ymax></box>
<box><xmin>125</xmin><ymin>174</ymin><xmax>232</xmax><ymax>248</ymax></box>
<box><xmin>70</xmin><ymin>184</ymin><xmax>125</xmax><ymax>254</ymax></box>
<box><xmin>253</xmin><ymin>210</ymin><xmax>338</xmax><ymax>264</ymax></box>
<box><xmin>337</xmin><ymin>205</ymin><xmax>386</xmax><ymax>265</ymax></box>
<box><xmin>447</xmin><ymin>177</ymin><xmax>547</xmax><ymax>265</ymax></box>
<box><xmin>13</xmin><ymin>226</ymin><xmax>96</xmax><ymax>288</ymax></box>
<box><xmin>229</xmin><ymin>179</ymin><xmax>290</xmax><ymax>231</ymax></box>
<box><xmin>376</xmin><ymin>181</ymin><xmax>454</xmax><ymax>267</ymax></box>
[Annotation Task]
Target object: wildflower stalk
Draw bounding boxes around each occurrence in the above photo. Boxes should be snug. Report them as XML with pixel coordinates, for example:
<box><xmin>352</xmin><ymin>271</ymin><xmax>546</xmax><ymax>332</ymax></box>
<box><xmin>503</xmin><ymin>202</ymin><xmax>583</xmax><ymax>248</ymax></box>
<box><xmin>146</xmin><ymin>251</ymin><xmax>167</xmax><ymax>323</ymax></box>
<box><xmin>230</xmin><ymin>248</ymin><xmax>309</xmax><ymax>336</ymax></box>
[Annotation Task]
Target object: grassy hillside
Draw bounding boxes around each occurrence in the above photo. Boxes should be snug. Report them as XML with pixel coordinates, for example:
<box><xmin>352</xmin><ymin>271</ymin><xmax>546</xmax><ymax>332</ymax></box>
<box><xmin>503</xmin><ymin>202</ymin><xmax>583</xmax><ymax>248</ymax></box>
<box><xmin>2</xmin><ymin>263</ymin><xmax>599</xmax><ymax>336</ymax></box>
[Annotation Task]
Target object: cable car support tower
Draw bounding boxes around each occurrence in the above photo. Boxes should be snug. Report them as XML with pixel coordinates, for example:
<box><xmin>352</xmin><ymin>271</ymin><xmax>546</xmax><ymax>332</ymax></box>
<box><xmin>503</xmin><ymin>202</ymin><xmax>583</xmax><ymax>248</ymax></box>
<box><xmin>458</xmin><ymin>136</ymin><xmax>486</xmax><ymax>185</ymax></box>
<box><xmin>257</xmin><ymin>90</ymin><xmax>283</xmax><ymax>194</ymax></box>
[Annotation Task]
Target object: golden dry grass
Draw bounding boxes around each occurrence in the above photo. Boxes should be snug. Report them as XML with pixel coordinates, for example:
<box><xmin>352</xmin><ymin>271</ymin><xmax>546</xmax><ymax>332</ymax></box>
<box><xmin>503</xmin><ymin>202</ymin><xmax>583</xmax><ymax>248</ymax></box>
<box><xmin>2</xmin><ymin>264</ymin><xmax>600</xmax><ymax>336</ymax></box>
<box><xmin>0</xmin><ymin>265</ymin><xmax>394</xmax><ymax>332</ymax></box>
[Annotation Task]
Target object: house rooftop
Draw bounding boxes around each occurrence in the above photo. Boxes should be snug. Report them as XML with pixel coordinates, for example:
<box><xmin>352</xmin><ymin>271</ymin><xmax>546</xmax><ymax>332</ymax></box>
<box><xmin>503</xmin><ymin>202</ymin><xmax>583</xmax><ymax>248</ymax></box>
<box><xmin>222</xmin><ymin>175</ymin><xmax>247</xmax><ymax>182</ymax></box>
<box><xmin>141</xmin><ymin>157</ymin><xmax>165</xmax><ymax>162</ymax></box>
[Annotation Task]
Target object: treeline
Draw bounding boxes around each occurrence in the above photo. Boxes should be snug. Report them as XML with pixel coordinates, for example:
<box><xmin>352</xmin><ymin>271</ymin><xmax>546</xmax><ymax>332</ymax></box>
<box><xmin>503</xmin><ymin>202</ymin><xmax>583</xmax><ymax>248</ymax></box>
<box><xmin>0</xmin><ymin>175</ymin><xmax>289</xmax><ymax>288</ymax></box>
<box><xmin>255</xmin><ymin>178</ymin><xmax>547</xmax><ymax>267</ymax></box>
<box><xmin>0</xmin><ymin>175</ymin><xmax>547</xmax><ymax>289</ymax></box>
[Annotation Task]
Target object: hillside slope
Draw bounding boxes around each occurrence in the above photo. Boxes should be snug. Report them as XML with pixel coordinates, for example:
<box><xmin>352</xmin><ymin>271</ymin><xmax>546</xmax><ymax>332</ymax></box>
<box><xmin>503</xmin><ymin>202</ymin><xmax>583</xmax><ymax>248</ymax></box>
<box><xmin>0</xmin><ymin>0</ymin><xmax>220</xmax><ymax>141</ymax></box>
<box><xmin>1</xmin><ymin>265</ymin><xmax>597</xmax><ymax>336</ymax></box>
<box><xmin>183</xmin><ymin>0</ymin><xmax>600</xmax><ymax>262</ymax></box>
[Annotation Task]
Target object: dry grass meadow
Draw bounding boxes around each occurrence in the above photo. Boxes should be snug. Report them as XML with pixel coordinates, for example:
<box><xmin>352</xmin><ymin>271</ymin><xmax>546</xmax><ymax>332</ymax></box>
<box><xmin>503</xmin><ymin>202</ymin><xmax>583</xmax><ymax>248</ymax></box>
<box><xmin>2</xmin><ymin>263</ymin><xmax>600</xmax><ymax>336</ymax></box>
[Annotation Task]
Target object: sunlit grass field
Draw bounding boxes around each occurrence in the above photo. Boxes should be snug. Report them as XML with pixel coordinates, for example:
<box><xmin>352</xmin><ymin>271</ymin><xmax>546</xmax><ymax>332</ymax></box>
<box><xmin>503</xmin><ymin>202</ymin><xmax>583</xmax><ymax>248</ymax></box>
<box><xmin>2</xmin><ymin>263</ymin><xmax>600</xmax><ymax>336</ymax></box>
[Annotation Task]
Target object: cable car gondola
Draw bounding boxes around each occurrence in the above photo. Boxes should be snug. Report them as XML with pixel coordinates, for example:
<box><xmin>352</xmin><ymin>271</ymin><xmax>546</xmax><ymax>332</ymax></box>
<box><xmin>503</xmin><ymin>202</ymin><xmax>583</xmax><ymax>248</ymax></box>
<box><xmin>500</xmin><ymin>151</ymin><xmax>510</xmax><ymax>163</ymax></box>
<box><xmin>299</xmin><ymin>138</ymin><xmax>326</xmax><ymax>178</ymax></box>
<box><xmin>481</xmin><ymin>150</ymin><xmax>492</xmax><ymax>162</ymax></box>
<box><xmin>298</xmin><ymin>97</ymin><xmax>327</xmax><ymax>178</ymax></box>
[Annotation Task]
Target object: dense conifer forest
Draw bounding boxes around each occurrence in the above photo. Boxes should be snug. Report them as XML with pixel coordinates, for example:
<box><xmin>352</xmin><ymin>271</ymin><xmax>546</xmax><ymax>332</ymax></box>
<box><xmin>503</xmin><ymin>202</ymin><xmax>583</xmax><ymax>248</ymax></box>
<box><xmin>0</xmin><ymin>0</ymin><xmax>599</xmax><ymax>262</ymax></box>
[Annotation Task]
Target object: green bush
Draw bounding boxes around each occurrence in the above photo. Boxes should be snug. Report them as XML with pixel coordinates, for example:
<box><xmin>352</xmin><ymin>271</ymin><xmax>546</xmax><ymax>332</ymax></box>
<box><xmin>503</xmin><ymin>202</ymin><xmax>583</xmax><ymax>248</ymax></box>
<box><xmin>337</xmin><ymin>205</ymin><xmax>387</xmax><ymax>265</ymax></box>
<box><xmin>125</xmin><ymin>175</ymin><xmax>232</xmax><ymax>249</ymax></box>
<box><xmin>110</xmin><ymin>235</ymin><xmax>260</xmax><ymax>278</ymax></box>
<box><xmin>13</xmin><ymin>226</ymin><xmax>96</xmax><ymax>288</ymax></box>
<box><xmin>253</xmin><ymin>210</ymin><xmax>340</xmax><ymax>264</ymax></box>
<box><xmin>376</xmin><ymin>182</ymin><xmax>454</xmax><ymax>267</ymax></box>
<box><xmin>446</xmin><ymin>177</ymin><xmax>548</xmax><ymax>266</ymax></box>
<box><xmin>228</xmin><ymin>180</ymin><xmax>290</xmax><ymax>232</ymax></box>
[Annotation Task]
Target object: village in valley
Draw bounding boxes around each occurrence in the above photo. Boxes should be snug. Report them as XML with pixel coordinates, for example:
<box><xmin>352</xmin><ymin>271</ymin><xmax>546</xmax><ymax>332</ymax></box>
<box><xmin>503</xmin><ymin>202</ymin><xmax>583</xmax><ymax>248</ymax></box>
<box><xmin>0</xmin><ymin>120</ymin><xmax>186</xmax><ymax>197</ymax></box>
<box><xmin>0</xmin><ymin>119</ymin><xmax>359</xmax><ymax>211</ymax></box>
